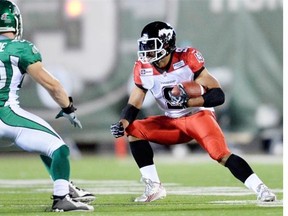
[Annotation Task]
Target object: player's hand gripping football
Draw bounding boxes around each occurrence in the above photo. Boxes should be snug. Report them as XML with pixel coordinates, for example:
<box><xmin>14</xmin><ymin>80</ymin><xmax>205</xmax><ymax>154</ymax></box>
<box><xmin>110</xmin><ymin>121</ymin><xmax>125</xmax><ymax>138</ymax></box>
<box><xmin>55</xmin><ymin>97</ymin><xmax>83</xmax><ymax>129</ymax></box>
<box><xmin>169</xmin><ymin>83</ymin><xmax>189</xmax><ymax>108</ymax></box>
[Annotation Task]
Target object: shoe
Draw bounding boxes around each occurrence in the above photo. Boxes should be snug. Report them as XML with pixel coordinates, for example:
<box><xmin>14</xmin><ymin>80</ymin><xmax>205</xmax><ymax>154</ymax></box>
<box><xmin>256</xmin><ymin>183</ymin><xmax>276</xmax><ymax>202</ymax></box>
<box><xmin>52</xmin><ymin>194</ymin><xmax>94</xmax><ymax>212</ymax></box>
<box><xmin>134</xmin><ymin>177</ymin><xmax>166</xmax><ymax>202</ymax></box>
<box><xmin>69</xmin><ymin>181</ymin><xmax>95</xmax><ymax>203</ymax></box>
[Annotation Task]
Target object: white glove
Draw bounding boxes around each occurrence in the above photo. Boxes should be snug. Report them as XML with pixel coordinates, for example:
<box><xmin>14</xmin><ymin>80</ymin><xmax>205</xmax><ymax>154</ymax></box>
<box><xmin>110</xmin><ymin>122</ymin><xmax>125</xmax><ymax>138</ymax></box>
<box><xmin>55</xmin><ymin>97</ymin><xmax>83</xmax><ymax>129</ymax></box>
<box><xmin>56</xmin><ymin>110</ymin><xmax>82</xmax><ymax>129</ymax></box>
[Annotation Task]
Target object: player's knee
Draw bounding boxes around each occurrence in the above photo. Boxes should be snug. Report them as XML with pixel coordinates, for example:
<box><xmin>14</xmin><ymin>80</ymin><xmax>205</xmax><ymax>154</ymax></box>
<box><xmin>128</xmin><ymin>135</ymin><xmax>142</xmax><ymax>142</ymax></box>
<box><xmin>217</xmin><ymin>153</ymin><xmax>232</xmax><ymax>165</ymax></box>
<box><xmin>203</xmin><ymin>137</ymin><xmax>230</xmax><ymax>163</ymax></box>
<box><xmin>209</xmin><ymin>151</ymin><xmax>231</xmax><ymax>164</ymax></box>
<box><xmin>53</xmin><ymin>145</ymin><xmax>70</xmax><ymax>159</ymax></box>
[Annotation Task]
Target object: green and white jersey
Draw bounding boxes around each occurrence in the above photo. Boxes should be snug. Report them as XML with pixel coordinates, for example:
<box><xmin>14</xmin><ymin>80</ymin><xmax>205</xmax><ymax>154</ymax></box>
<box><xmin>0</xmin><ymin>36</ymin><xmax>42</xmax><ymax>107</ymax></box>
<box><xmin>0</xmin><ymin>37</ymin><xmax>64</xmax><ymax>156</ymax></box>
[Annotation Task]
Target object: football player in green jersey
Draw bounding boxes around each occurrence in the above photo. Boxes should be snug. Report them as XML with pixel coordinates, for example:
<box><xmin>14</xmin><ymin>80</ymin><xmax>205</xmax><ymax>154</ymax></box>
<box><xmin>0</xmin><ymin>0</ymin><xmax>94</xmax><ymax>212</ymax></box>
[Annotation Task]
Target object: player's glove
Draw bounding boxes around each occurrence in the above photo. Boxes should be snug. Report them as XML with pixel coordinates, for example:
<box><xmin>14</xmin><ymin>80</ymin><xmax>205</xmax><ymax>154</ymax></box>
<box><xmin>168</xmin><ymin>83</ymin><xmax>189</xmax><ymax>108</ymax></box>
<box><xmin>55</xmin><ymin>97</ymin><xmax>83</xmax><ymax>129</ymax></box>
<box><xmin>110</xmin><ymin>121</ymin><xmax>125</xmax><ymax>138</ymax></box>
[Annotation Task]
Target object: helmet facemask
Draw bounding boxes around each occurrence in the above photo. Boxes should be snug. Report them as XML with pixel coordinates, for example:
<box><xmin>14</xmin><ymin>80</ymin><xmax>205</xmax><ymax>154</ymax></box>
<box><xmin>137</xmin><ymin>36</ymin><xmax>167</xmax><ymax>64</ymax></box>
<box><xmin>14</xmin><ymin>7</ymin><xmax>23</xmax><ymax>39</ymax></box>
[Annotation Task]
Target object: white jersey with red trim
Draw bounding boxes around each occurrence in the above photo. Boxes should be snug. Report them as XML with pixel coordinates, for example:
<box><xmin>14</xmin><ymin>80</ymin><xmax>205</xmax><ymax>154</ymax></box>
<box><xmin>133</xmin><ymin>47</ymin><xmax>214</xmax><ymax>118</ymax></box>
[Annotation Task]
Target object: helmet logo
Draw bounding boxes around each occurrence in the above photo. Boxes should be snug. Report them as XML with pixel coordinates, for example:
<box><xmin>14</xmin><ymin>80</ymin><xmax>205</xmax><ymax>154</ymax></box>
<box><xmin>1</xmin><ymin>13</ymin><xmax>11</xmax><ymax>24</ymax></box>
<box><xmin>159</xmin><ymin>28</ymin><xmax>173</xmax><ymax>40</ymax></box>
<box><xmin>140</xmin><ymin>34</ymin><xmax>149</xmax><ymax>44</ymax></box>
<box><xmin>32</xmin><ymin>45</ymin><xmax>39</xmax><ymax>54</ymax></box>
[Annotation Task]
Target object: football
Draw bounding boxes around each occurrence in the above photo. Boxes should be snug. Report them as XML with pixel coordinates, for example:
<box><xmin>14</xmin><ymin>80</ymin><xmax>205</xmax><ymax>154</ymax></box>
<box><xmin>171</xmin><ymin>81</ymin><xmax>206</xmax><ymax>98</ymax></box>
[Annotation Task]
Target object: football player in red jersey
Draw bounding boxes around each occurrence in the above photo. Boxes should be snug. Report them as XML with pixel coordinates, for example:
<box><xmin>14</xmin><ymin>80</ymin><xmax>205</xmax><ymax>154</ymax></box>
<box><xmin>111</xmin><ymin>21</ymin><xmax>276</xmax><ymax>202</ymax></box>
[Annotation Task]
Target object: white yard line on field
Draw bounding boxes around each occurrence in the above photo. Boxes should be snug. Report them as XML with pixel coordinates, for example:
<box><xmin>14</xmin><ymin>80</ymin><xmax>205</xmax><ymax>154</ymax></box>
<box><xmin>0</xmin><ymin>179</ymin><xmax>283</xmax><ymax>195</ymax></box>
<box><xmin>211</xmin><ymin>200</ymin><xmax>283</xmax><ymax>207</ymax></box>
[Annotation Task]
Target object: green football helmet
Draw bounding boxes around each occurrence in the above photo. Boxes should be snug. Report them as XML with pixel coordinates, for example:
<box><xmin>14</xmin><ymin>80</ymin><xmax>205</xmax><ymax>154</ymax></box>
<box><xmin>0</xmin><ymin>0</ymin><xmax>23</xmax><ymax>39</ymax></box>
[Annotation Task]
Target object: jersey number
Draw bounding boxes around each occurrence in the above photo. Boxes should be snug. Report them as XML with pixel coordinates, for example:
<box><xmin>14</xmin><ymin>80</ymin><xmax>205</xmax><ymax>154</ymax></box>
<box><xmin>0</xmin><ymin>60</ymin><xmax>7</xmax><ymax>89</ymax></box>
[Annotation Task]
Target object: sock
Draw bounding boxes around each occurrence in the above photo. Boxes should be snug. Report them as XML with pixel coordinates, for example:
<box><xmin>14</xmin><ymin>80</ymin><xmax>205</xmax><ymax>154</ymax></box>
<box><xmin>40</xmin><ymin>154</ymin><xmax>52</xmax><ymax>176</ymax></box>
<box><xmin>225</xmin><ymin>154</ymin><xmax>254</xmax><ymax>183</ymax></box>
<box><xmin>244</xmin><ymin>173</ymin><xmax>263</xmax><ymax>193</ymax></box>
<box><xmin>140</xmin><ymin>165</ymin><xmax>160</xmax><ymax>183</ymax></box>
<box><xmin>50</xmin><ymin>145</ymin><xmax>70</xmax><ymax>181</ymax></box>
<box><xmin>54</xmin><ymin>179</ymin><xmax>69</xmax><ymax>196</ymax></box>
<box><xmin>129</xmin><ymin>140</ymin><xmax>154</xmax><ymax>168</ymax></box>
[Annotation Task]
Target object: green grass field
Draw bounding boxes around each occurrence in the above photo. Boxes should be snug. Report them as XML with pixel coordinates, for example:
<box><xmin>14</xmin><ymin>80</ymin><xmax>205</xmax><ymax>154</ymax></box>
<box><xmin>0</xmin><ymin>153</ymin><xmax>283</xmax><ymax>216</ymax></box>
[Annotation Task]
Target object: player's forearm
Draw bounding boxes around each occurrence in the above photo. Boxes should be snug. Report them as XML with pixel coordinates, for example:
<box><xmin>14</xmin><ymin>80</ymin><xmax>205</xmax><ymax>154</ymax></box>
<box><xmin>120</xmin><ymin>104</ymin><xmax>140</xmax><ymax>124</ymax></box>
<box><xmin>186</xmin><ymin>88</ymin><xmax>225</xmax><ymax>108</ymax></box>
<box><xmin>47</xmin><ymin>83</ymin><xmax>70</xmax><ymax>108</ymax></box>
<box><xmin>186</xmin><ymin>96</ymin><xmax>205</xmax><ymax>107</ymax></box>
<box><xmin>27</xmin><ymin>62</ymin><xmax>70</xmax><ymax>108</ymax></box>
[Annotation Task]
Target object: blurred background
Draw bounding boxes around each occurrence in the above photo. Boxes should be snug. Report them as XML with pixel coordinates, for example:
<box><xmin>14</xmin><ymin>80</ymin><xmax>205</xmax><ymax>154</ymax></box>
<box><xmin>2</xmin><ymin>0</ymin><xmax>283</xmax><ymax>158</ymax></box>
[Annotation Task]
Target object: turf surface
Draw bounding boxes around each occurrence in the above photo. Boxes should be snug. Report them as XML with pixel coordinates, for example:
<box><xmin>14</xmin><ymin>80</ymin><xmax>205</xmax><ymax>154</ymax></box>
<box><xmin>0</xmin><ymin>153</ymin><xmax>283</xmax><ymax>216</ymax></box>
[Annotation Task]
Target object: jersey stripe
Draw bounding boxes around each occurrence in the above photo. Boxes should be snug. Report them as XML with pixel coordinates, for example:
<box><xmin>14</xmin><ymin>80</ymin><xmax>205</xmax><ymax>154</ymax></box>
<box><xmin>0</xmin><ymin>106</ymin><xmax>60</xmax><ymax>138</ymax></box>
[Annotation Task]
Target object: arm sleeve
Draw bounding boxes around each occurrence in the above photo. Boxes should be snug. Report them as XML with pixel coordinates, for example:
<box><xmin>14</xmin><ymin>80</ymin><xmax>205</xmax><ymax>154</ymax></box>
<box><xmin>19</xmin><ymin>40</ymin><xmax>42</xmax><ymax>71</ymax></box>
<box><xmin>133</xmin><ymin>61</ymin><xmax>148</xmax><ymax>91</ymax></box>
<box><xmin>202</xmin><ymin>88</ymin><xmax>225</xmax><ymax>107</ymax></box>
<box><xmin>185</xmin><ymin>48</ymin><xmax>205</xmax><ymax>73</ymax></box>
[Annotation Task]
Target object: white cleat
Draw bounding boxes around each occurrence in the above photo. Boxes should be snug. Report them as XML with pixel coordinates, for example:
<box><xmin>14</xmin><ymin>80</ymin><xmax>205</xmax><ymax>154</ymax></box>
<box><xmin>256</xmin><ymin>183</ymin><xmax>276</xmax><ymax>202</ymax></box>
<box><xmin>134</xmin><ymin>177</ymin><xmax>166</xmax><ymax>202</ymax></box>
<box><xmin>69</xmin><ymin>181</ymin><xmax>95</xmax><ymax>203</ymax></box>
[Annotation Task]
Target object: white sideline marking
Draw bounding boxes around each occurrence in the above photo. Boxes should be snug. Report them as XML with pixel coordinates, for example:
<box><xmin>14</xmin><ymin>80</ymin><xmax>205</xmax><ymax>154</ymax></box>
<box><xmin>211</xmin><ymin>200</ymin><xmax>283</xmax><ymax>207</ymax></box>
